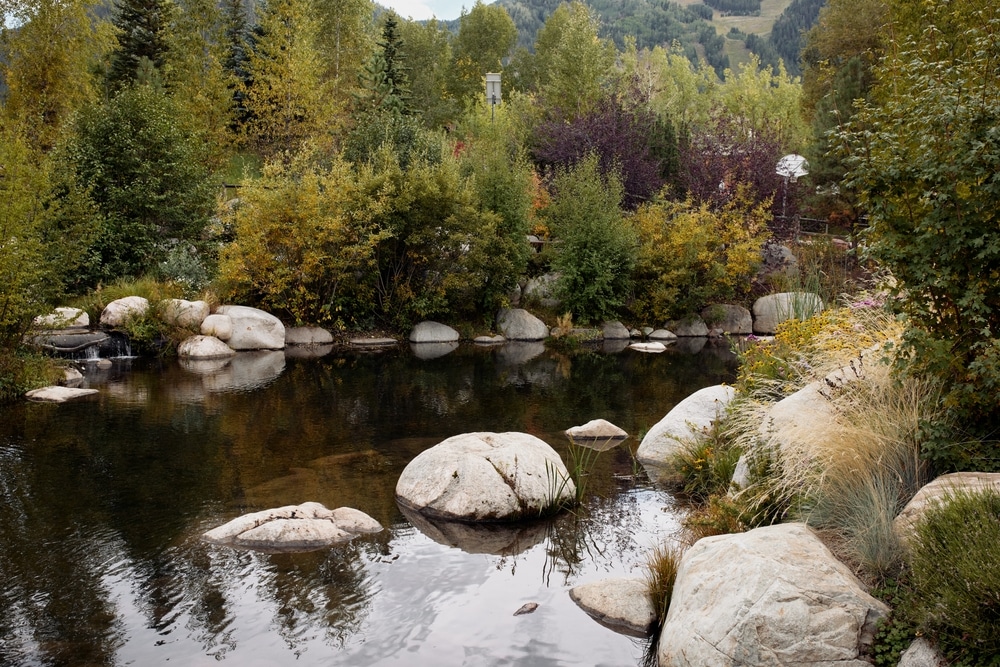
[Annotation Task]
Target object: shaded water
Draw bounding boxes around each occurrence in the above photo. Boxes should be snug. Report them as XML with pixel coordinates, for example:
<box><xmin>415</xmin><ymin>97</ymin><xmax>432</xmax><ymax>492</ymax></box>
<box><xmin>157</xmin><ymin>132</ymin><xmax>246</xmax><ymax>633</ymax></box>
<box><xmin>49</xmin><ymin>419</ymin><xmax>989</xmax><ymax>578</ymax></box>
<box><xmin>0</xmin><ymin>341</ymin><xmax>737</xmax><ymax>666</ymax></box>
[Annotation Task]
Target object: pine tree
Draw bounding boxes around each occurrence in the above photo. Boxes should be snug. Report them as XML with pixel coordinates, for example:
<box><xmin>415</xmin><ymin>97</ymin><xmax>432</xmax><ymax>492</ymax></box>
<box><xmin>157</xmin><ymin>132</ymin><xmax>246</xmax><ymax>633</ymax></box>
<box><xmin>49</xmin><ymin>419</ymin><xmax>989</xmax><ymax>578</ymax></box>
<box><xmin>107</xmin><ymin>0</ymin><xmax>173</xmax><ymax>89</ymax></box>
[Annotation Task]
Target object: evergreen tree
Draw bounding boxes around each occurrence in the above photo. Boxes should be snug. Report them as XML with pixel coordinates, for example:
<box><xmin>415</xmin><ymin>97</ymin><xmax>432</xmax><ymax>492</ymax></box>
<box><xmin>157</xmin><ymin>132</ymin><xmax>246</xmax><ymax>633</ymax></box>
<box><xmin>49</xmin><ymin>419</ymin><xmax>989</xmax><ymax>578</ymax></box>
<box><xmin>222</xmin><ymin>0</ymin><xmax>252</xmax><ymax>129</ymax></box>
<box><xmin>107</xmin><ymin>0</ymin><xmax>173</xmax><ymax>89</ymax></box>
<box><xmin>356</xmin><ymin>11</ymin><xmax>410</xmax><ymax>115</ymax></box>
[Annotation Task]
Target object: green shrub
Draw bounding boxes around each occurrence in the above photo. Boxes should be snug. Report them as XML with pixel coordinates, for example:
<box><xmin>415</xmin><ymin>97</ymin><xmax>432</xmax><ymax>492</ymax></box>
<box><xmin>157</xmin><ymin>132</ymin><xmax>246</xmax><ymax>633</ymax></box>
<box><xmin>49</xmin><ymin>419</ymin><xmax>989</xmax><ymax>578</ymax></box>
<box><xmin>545</xmin><ymin>154</ymin><xmax>636</xmax><ymax>324</ymax></box>
<box><xmin>908</xmin><ymin>489</ymin><xmax>1000</xmax><ymax>664</ymax></box>
<box><xmin>0</xmin><ymin>350</ymin><xmax>61</xmax><ymax>404</ymax></box>
<box><xmin>666</xmin><ymin>420</ymin><xmax>741</xmax><ymax>503</ymax></box>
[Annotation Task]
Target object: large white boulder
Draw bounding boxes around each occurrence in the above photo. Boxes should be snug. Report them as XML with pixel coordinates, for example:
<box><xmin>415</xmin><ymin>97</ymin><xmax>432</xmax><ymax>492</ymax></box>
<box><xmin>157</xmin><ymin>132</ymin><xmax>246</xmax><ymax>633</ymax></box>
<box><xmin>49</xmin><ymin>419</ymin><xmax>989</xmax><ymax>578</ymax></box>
<box><xmin>658</xmin><ymin>523</ymin><xmax>888</xmax><ymax>666</ymax></box>
<box><xmin>34</xmin><ymin>307</ymin><xmax>89</xmax><ymax>329</ymax></box>
<box><xmin>160</xmin><ymin>299</ymin><xmax>210</xmax><ymax>329</ymax></box>
<box><xmin>216</xmin><ymin>305</ymin><xmax>285</xmax><ymax>350</ymax></box>
<box><xmin>395</xmin><ymin>432</ymin><xmax>575</xmax><ymax>521</ymax></box>
<box><xmin>203</xmin><ymin>502</ymin><xmax>381</xmax><ymax>553</ymax></box>
<box><xmin>569</xmin><ymin>577</ymin><xmax>656</xmax><ymax>637</ymax></box>
<box><xmin>100</xmin><ymin>296</ymin><xmax>149</xmax><ymax>327</ymax></box>
<box><xmin>496</xmin><ymin>308</ymin><xmax>549</xmax><ymax>341</ymax></box>
<box><xmin>601</xmin><ymin>321</ymin><xmax>631</xmax><ymax>340</ymax></box>
<box><xmin>177</xmin><ymin>335</ymin><xmax>236</xmax><ymax>359</ymax></box>
<box><xmin>636</xmin><ymin>385</ymin><xmax>735</xmax><ymax>465</ymax></box>
<box><xmin>410</xmin><ymin>321</ymin><xmax>460</xmax><ymax>343</ymax></box>
<box><xmin>752</xmin><ymin>292</ymin><xmax>824</xmax><ymax>334</ymax></box>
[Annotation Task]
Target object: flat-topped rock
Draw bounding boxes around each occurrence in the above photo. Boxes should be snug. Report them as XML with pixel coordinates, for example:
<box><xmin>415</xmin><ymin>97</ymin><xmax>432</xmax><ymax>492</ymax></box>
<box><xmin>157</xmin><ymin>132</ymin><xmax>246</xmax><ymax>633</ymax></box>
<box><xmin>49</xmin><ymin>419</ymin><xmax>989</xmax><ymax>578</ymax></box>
<box><xmin>203</xmin><ymin>502</ymin><xmax>382</xmax><ymax>553</ymax></box>
<box><xmin>349</xmin><ymin>337</ymin><xmax>398</xmax><ymax>347</ymax></box>
<box><xmin>474</xmin><ymin>334</ymin><xmax>506</xmax><ymax>345</ymax></box>
<box><xmin>629</xmin><ymin>342</ymin><xmax>667</xmax><ymax>353</ymax></box>
<box><xmin>25</xmin><ymin>386</ymin><xmax>99</xmax><ymax>402</ymax></box>
<box><xmin>395</xmin><ymin>432</ymin><xmax>575</xmax><ymax>522</ymax></box>
<box><xmin>410</xmin><ymin>321</ymin><xmax>460</xmax><ymax>343</ymax></box>
<box><xmin>285</xmin><ymin>326</ymin><xmax>334</xmax><ymax>346</ymax></box>
<box><xmin>570</xmin><ymin>577</ymin><xmax>656</xmax><ymax>637</ymax></box>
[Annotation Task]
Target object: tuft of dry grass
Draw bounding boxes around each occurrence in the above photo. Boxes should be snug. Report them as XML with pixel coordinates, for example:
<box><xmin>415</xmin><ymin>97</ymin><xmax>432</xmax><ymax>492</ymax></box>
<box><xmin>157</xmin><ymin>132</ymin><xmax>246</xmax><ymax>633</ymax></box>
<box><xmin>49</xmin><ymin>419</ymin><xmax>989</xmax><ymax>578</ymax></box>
<box><xmin>645</xmin><ymin>542</ymin><xmax>684</xmax><ymax>627</ymax></box>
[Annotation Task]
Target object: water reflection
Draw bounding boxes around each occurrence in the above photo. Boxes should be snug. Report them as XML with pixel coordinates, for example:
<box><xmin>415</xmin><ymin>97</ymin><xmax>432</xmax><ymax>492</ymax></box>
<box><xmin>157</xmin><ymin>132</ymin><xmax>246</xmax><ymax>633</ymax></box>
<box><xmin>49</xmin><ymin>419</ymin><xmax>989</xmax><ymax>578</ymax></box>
<box><xmin>0</xmin><ymin>342</ymin><xmax>735</xmax><ymax>666</ymax></box>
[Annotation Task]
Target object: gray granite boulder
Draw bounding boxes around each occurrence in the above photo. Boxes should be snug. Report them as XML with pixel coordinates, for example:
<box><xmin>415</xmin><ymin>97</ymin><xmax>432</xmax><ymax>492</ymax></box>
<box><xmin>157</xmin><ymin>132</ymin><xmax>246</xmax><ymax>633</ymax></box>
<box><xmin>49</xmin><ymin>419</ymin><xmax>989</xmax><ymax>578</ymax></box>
<box><xmin>752</xmin><ymin>292</ymin><xmax>824</xmax><ymax>334</ymax></box>
<box><xmin>701</xmin><ymin>304</ymin><xmax>753</xmax><ymax>335</ymax></box>
<box><xmin>665</xmin><ymin>317</ymin><xmax>709</xmax><ymax>337</ymax></box>
<box><xmin>285</xmin><ymin>326</ymin><xmax>334</xmax><ymax>345</ymax></box>
<box><xmin>497</xmin><ymin>308</ymin><xmax>548</xmax><ymax>341</ymax></box>
<box><xmin>601</xmin><ymin>321</ymin><xmax>631</xmax><ymax>340</ymax></box>
<box><xmin>894</xmin><ymin>472</ymin><xmax>1000</xmax><ymax>546</ymax></box>
<box><xmin>570</xmin><ymin>577</ymin><xmax>656</xmax><ymax>637</ymax></box>
<box><xmin>34</xmin><ymin>307</ymin><xmax>89</xmax><ymax>329</ymax></box>
<box><xmin>636</xmin><ymin>385</ymin><xmax>735</xmax><ymax>465</ymax></box>
<box><xmin>648</xmin><ymin>329</ymin><xmax>678</xmax><ymax>342</ymax></box>
<box><xmin>523</xmin><ymin>272</ymin><xmax>560</xmax><ymax>309</ymax></box>
<box><xmin>200</xmin><ymin>313</ymin><xmax>233</xmax><ymax>341</ymax></box>
<box><xmin>100</xmin><ymin>296</ymin><xmax>149</xmax><ymax>327</ymax></box>
<box><xmin>25</xmin><ymin>386</ymin><xmax>98</xmax><ymax>402</ymax></box>
<box><xmin>395</xmin><ymin>432</ymin><xmax>575</xmax><ymax>521</ymax></box>
<box><xmin>216</xmin><ymin>305</ymin><xmax>285</xmax><ymax>350</ymax></box>
<box><xmin>177</xmin><ymin>335</ymin><xmax>236</xmax><ymax>360</ymax></box>
<box><xmin>161</xmin><ymin>299</ymin><xmax>210</xmax><ymax>329</ymax></box>
<box><xmin>203</xmin><ymin>501</ymin><xmax>382</xmax><ymax>553</ymax></box>
<box><xmin>409</xmin><ymin>321</ymin><xmax>460</xmax><ymax>343</ymax></box>
<box><xmin>658</xmin><ymin>523</ymin><xmax>888</xmax><ymax>666</ymax></box>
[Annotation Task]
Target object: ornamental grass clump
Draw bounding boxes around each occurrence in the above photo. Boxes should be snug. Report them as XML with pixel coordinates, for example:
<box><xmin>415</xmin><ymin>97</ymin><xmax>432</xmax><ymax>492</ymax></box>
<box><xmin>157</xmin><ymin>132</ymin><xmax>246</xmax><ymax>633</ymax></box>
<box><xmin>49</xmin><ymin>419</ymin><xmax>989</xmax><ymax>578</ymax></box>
<box><xmin>644</xmin><ymin>542</ymin><xmax>683</xmax><ymax>627</ymax></box>
<box><xmin>665</xmin><ymin>418</ymin><xmax>741</xmax><ymax>503</ymax></box>
<box><xmin>725</xmin><ymin>296</ymin><xmax>949</xmax><ymax>581</ymax></box>
<box><xmin>907</xmin><ymin>489</ymin><xmax>1000</xmax><ymax>664</ymax></box>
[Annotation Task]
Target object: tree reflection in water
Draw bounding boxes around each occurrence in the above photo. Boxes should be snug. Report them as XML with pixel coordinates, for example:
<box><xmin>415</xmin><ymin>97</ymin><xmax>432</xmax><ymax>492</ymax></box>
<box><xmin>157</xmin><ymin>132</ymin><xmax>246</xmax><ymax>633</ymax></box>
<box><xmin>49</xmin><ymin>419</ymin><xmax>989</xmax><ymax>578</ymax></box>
<box><xmin>0</xmin><ymin>341</ymin><xmax>735</xmax><ymax>665</ymax></box>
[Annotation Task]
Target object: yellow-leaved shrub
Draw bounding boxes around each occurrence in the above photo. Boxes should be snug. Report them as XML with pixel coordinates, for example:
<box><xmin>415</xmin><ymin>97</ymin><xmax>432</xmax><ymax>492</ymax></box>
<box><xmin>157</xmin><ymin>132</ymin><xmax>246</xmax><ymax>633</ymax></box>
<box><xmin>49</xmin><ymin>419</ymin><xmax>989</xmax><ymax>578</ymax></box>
<box><xmin>630</xmin><ymin>186</ymin><xmax>771</xmax><ymax>322</ymax></box>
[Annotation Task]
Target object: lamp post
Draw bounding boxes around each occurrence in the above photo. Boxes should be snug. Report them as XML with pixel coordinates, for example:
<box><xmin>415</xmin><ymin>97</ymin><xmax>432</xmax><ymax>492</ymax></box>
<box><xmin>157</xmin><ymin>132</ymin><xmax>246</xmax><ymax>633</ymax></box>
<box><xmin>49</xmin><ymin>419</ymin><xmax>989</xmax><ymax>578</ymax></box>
<box><xmin>485</xmin><ymin>72</ymin><xmax>501</xmax><ymax>123</ymax></box>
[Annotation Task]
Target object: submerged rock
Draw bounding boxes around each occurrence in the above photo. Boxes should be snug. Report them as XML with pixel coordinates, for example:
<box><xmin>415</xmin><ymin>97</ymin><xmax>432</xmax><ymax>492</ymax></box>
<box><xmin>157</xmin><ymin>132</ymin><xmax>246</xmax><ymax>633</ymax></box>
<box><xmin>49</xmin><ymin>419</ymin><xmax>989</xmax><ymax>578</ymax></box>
<box><xmin>658</xmin><ymin>523</ymin><xmax>887</xmax><ymax>666</ymax></box>
<box><xmin>570</xmin><ymin>577</ymin><xmax>656</xmax><ymax>637</ymax></box>
<box><xmin>203</xmin><ymin>501</ymin><xmax>382</xmax><ymax>553</ymax></box>
<box><xmin>565</xmin><ymin>419</ymin><xmax>628</xmax><ymax>451</ymax></box>
<box><xmin>395</xmin><ymin>431</ymin><xmax>575</xmax><ymax>522</ymax></box>
<box><xmin>25</xmin><ymin>386</ymin><xmax>99</xmax><ymax>402</ymax></box>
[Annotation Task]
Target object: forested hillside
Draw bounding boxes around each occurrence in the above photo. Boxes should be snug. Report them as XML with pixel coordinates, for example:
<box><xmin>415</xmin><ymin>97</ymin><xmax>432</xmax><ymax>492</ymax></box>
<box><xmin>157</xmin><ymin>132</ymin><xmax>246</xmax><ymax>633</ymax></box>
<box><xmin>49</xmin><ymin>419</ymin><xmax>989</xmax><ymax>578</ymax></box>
<box><xmin>440</xmin><ymin>0</ymin><xmax>817</xmax><ymax>75</ymax></box>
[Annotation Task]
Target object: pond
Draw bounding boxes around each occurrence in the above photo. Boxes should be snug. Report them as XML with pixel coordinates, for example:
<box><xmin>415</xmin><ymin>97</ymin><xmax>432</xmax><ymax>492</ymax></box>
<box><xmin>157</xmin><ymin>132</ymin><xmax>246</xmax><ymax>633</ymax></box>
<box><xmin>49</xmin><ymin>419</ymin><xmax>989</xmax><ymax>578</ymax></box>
<box><xmin>0</xmin><ymin>340</ymin><xmax>737</xmax><ymax>667</ymax></box>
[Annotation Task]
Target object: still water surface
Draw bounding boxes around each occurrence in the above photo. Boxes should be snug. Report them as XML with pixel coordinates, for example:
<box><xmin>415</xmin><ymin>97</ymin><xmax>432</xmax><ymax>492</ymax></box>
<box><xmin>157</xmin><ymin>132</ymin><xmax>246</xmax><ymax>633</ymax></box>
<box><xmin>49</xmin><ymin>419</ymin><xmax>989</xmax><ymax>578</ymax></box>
<box><xmin>0</xmin><ymin>341</ymin><xmax>736</xmax><ymax>666</ymax></box>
